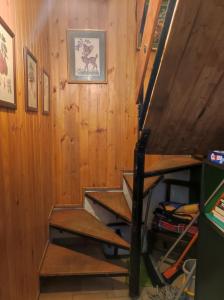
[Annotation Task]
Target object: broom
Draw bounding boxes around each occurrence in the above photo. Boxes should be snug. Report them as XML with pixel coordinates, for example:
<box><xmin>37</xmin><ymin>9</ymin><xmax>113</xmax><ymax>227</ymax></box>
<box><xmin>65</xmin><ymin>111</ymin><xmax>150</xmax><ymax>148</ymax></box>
<box><xmin>145</xmin><ymin>212</ymin><xmax>199</xmax><ymax>287</ymax></box>
<box><xmin>162</xmin><ymin>231</ymin><xmax>198</xmax><ymax>283</ymax></box>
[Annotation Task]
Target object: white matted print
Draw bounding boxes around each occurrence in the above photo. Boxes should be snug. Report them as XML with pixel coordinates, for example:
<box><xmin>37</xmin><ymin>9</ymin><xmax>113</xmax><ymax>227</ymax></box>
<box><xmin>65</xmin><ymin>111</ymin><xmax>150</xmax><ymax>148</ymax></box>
<box><xmin>43</xmin><ymin>70</ymin><xmax>50</xmax><ymax>114</ymax></box>
<box><xmin>75</xmin><ymin>38</ymin><xmax>101</xmax><ymax>77</ymax></box>
<box><xmin>67</xmin><ymin>30</ymin><xmax>107</xmax><ymax>83</ymax></box>
<box><xmin>0</xmin><ymin>17</ymin><xmax>16</xmax><ymax>109</ymax></box>
<box><xmin>24</xmin><ymin>48</ymin><xmax>38</xmax><ymax>112</ymax></box>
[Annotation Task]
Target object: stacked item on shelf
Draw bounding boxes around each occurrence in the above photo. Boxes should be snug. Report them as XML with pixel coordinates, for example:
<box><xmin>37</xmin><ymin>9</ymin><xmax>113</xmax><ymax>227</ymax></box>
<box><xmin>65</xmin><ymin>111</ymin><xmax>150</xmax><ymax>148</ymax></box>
<box><xmin>152</xmin><ymin>202</ymin><xmax>199</xmax><ymax>236</ymax></box>
<box><xmin>149</xmin><ymin>202</ymin><xmax>199</xmax><ymax>259</ymax></box>
<box><xmin>212</xmin><ymin>194</ymin><xmax>224</xmax><ymax>223</ymax></box>
<box><xmin>208</xmin><ymin>150</ymin><xmax>224</xmax><ymax>165</ymax></box>
<box><xmin>205</xmin><ymin>183</ymin><xmax>224</xmax><ymax>233</ymax></box>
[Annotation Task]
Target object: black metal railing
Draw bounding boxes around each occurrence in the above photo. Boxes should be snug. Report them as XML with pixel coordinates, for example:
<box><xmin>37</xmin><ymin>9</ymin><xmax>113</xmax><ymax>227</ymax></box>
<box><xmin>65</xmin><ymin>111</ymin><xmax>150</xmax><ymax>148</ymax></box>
<box><xmin>129</xmin><ymin>0</ymin><xmax>178</xmax><ymax>297</ymax></box>
<box><xmin>138</xmin><ymin>0</ymin><xmax>177</xmax><ymax>131</ymax></box>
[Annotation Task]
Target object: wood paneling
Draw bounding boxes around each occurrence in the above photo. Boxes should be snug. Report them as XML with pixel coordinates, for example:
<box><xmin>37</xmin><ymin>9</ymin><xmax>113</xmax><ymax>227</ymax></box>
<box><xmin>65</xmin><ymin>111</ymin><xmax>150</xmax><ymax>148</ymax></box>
<box><xmin>50</xmin><ymin>0</ymin><xmax>137</xmax><ymax>205</ymax></box>
<box><xmin>0</xmin><ymin>1</ymin><xmax>53</xmax><ymax>299</ymax></box>
<box><xmin>136</xmin><ymin>0</ymin><xmax>145</xmax><ymax>39</ymax></box>
<box><xmin>144</xmin><ymin>0</ymin><xmax>224</xmax><ymax>155</ymax></box>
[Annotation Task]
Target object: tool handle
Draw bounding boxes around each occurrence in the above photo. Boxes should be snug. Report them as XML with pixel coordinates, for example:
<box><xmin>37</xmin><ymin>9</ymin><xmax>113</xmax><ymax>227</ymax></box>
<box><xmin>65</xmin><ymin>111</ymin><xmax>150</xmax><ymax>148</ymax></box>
<box><xmin>175</xmin><ymin>231</ymin><xmax>198</xmax><ymax>268</ymax></box>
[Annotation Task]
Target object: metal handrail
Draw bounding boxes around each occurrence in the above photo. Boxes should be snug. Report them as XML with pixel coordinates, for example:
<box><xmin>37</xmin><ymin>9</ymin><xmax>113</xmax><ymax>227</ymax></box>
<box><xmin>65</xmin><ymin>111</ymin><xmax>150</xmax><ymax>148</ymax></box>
<box><xmin>139</xmin><ymin>0</ymin><xmax>177</xmax><ymax>130</ymax></box>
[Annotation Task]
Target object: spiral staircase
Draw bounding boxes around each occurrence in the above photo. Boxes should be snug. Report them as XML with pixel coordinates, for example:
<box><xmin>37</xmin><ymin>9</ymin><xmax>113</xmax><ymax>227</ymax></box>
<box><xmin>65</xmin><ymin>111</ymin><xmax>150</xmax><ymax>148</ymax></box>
<box><xmin>39</xmin><ymin>156</ymin><xmax>201</xmax><ymax>291</ymax></box>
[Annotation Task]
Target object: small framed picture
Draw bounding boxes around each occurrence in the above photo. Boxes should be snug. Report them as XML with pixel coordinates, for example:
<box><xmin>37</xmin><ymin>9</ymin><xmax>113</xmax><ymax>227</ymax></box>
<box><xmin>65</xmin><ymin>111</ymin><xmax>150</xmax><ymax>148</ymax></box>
<box><xmin>67</xmin><ymin>29</ymin><xmax>107</xmax><ymax>84</ymax></box>
<box><xmin>42</xmin><ymin>70</ymin><xmax>50</xmax><ymax>114</ymax></box>
<box><xmin>24</xmin><ymin>47</ymin><xmax>38</xmax><ymax>111</ymax></box>
<box><xmin>152</xmin><ymin>0</ymin><xmax>169</xmax><ymax>50</ymax></box>
<box><xmin>0</xmin><ymin>17</ymin><xmax>16</xmax><ymax>109</ymax></box>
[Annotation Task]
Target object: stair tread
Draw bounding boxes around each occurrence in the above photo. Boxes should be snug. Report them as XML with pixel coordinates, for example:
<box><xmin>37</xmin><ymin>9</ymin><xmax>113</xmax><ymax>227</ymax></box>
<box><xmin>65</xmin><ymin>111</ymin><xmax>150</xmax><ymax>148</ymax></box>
<box><xmin>86</xmin><ymin>191</ymin><xmax>132</xmax><ymax>222</ymax></box>
<box><xmin>124</xmin><ymin>156</ymin><xmax>201</xmax><ymax>193</ymax></box>
<box><xmin>124</xmin><ymin>174</ymin><xmax>160</xmax><ymax>194</ymax></box>
<box><xmin>147</xmin><ymin>156</ymin><xmax>201</xmax><ymax>174</ymax></box>
<box><xmin>50</xmin><ymin>209</ymin><xmax>130</xmax><ymax>249</ymax></box>
<box><xmin>40</xmin><ymin>244</ymin><xmax>128</xmax><ymax>277</ymax></box>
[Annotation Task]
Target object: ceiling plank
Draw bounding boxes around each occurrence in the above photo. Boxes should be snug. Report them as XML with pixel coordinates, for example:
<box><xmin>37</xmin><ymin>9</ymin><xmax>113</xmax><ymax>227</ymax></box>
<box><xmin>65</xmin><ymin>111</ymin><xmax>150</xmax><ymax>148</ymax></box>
<box><xmin>144</xmin><ymin>0</ymin><xmax>224</xmax><ymax>154</ymax></box>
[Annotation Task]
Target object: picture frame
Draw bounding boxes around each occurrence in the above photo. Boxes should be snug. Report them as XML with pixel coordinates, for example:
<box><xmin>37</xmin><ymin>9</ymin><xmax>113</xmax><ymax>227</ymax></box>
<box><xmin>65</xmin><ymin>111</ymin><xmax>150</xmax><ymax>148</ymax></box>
<box><xmin>42</xmin><ymin>70</ymin><xmax>50</xmax><ymax>115</ymax></box>
<box><xmin>24</xmin><ymin>47</ymin><xmax>38</xmax><ymax>112</ymax></box>
<box><xmin>67</xmin><ymin>29</ymin><xmax>107</xmax><ymax>84</ymax></box>
<box><xmin>0</xmin><ymin>17</ymin><xmax>16</xmax><ymax>109</ymax></box>
<box><xmin>152</xmin><ymin>0</ymin><xmax>169</xmax><ymax>50</ymax></box>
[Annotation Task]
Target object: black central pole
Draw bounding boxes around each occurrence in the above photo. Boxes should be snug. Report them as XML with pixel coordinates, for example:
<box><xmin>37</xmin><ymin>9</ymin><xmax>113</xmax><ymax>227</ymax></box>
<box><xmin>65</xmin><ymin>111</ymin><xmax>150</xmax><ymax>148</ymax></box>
<box><xmin>129</xmin><ymin>130</ymin><xmax>150</xmax><ymax>298</ymax></box>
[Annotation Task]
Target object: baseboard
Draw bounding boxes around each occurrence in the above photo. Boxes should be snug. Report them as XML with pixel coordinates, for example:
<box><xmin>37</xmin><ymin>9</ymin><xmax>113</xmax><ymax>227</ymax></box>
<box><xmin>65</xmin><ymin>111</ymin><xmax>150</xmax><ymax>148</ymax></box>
<box><xmin>121</xmin><ymin>169</ymin><xmax>134</xmax><ymax>173</ymax></box>
<box><xmin>83</xmin><ymin>186</ymin><xmax>121</xmax><ymax>192</ymax></box>
<box><xmin>54</xmin><ymin>204</ymin><xmax>82</xmax><ymax>209</ymax></box>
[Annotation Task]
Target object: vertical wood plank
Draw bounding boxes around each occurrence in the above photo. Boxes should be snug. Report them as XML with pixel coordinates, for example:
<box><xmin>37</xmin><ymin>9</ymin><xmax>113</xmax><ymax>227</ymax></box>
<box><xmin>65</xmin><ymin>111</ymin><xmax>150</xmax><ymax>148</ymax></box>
<box><xmin>50</xmin><ymin>0</ymin><xmax>137</xmax><ymax>205</ymax></box>
<box><xmin>0</xmin><ymin>0</ymin><xmax>53</xmax><ymax>299</ymax></box>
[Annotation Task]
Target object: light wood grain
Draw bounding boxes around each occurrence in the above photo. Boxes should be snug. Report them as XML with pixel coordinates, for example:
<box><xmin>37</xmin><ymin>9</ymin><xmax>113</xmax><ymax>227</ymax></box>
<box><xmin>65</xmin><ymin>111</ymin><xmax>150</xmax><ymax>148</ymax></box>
<box><xmin>136</xmin><ymin>0</ymin><xmax>145</xmax><ymax>39</ymax></box>
<box><xmin>0</xmin><ymin>1</ymin><xmax>53</xmax><ymax>300</ymax></box>
<box><xmin>50</xmin><ymin>209</ymin><xmax>130</xmax><ymax>249</ymax></box>
<box><xmin>124</xmin><ymin>174</ymin><xmax>160</xmax><ymax>195</ymax></box>
<box><xmin>144</xmin><ymin>0</ymin><xmax>224</xmax><ymax>154</ymax></box>
<box><xmin>148</xmin><ymin>156</ymin><xmax>201</xmax><ymax>173</ymax></box>
<box><xmin>40</xmin><ymin>244</ymin><xmax>128</xmax><ymax>277</ymax></box>
<box><xmin>86</xmin><ymin>191</ymin><xmax>132</xmax><ymax>222</ymax></box>
<box><xmin>49</xmin><ymin>0</ymin><xmax>137</xmax><ymax>205</ymax></box>
<box><xmin>136</xmin><ymin>0</ymin><xmax>162</xmax><ymax>102</ymax></box>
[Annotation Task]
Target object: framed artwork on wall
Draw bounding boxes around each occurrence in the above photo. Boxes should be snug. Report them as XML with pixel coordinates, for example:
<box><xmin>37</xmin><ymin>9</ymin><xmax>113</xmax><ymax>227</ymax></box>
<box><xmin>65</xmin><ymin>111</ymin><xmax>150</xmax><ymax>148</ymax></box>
<box><xmin>152</xmin><ymin>0</ymin><xmax>169</xmax><ymax>50</ymax></box>
<box><xmin>42</xmin><ymin>70</ymin><xmax>50</xmax><ymax>114</ymax></box>
<box><xmin>24</xmin><ymin>47</ymin><xmax>38</xmax><ymax>112</ymax></box>
<box><xmin>67</xmin><ymin>29</ymin><xmax>107</xmax><ymax>84</ymax></box>
<box><xmin>0</xmin><ymin>17</ymin><xmax>16</xmax><ymax>109</ymax></box>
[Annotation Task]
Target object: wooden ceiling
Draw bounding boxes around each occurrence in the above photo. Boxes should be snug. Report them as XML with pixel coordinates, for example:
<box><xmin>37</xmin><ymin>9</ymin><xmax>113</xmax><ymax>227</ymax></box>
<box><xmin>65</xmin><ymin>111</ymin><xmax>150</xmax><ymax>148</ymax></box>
<box><xmin>144</xmin><ymin>0</ymin><xmax>224</xmax><ymax>155</ymax></box>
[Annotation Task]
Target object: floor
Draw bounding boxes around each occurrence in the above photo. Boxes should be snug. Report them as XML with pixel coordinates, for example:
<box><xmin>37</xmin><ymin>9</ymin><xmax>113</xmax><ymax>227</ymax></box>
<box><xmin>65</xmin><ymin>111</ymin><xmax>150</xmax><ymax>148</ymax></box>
<box><xmin>39</xmin><ymin>276</ymin><xmax>156</xmax><ymax>300</ymax></box>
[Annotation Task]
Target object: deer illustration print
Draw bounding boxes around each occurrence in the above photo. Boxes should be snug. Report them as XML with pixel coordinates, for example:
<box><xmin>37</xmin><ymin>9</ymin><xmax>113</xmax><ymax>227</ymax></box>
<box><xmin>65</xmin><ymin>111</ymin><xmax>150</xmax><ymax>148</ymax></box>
<box><xmin>83</xmin><ymin>43</ymin><xmax>94</xmax><ymax>57</ymax></box>
<box><xmin>82</xmin><ymin>54</ymin><xmax>98</xmax><ymax>72</ymax></box>
<box><xmin>0</xmin><ymin>32</ymin><xmax>8</xmax><ymax>76</ymax></box>
<box><xmin>75</xmin><ymin>37</ymin><xmax>100</xmax><ymax>76</ymax></box>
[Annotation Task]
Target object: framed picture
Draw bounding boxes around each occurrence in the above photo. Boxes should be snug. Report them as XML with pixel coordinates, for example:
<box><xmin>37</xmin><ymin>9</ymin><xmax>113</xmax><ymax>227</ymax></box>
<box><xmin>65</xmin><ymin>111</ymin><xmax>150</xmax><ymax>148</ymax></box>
<box><xmin>0</xmin><ymin>17</ymin><xmax>16</xmax><ymax>109</ymax></box>
<box><xmin>42</xmin><ymin>70</ymin><xmax>50</xmax><ymax>114</ymax></box>
<box><xmin>152</xmin><ymin>0</ymin><xmax>169</xmax><ymax>50</ymax></box>
<box><xmin>67</xmin><ymin>29</ymin><xmax>107</xmax><ymax>84</ymax></box>
<box><xmin>24</xmin><ymin>47</ymin><xmax>38</xmax><ymax>111</ymax></box>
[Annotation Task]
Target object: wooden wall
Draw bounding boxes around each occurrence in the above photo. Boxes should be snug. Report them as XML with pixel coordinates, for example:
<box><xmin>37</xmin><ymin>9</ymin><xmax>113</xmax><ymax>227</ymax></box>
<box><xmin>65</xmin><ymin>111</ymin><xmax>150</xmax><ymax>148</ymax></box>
<box><xmin>49</xmin><ymin>0</ymin><xmax>137</xmax><ymax>205</ymax></box>
<box><xmin>0</xmin><ymin>1</ymin><xmax>53</xmax><ymax>299</ymax></box>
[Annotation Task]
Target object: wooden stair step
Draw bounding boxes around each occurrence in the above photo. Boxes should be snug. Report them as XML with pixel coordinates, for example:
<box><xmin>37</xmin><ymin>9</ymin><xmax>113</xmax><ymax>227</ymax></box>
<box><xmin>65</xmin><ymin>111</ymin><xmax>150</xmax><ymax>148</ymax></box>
<box><xmin>124</xmin><ymin>174</ymin><xmax>160</xmax><ymax>195</ymax></box>
<box><xmin>86</xmin><ymin>191</ymin><xmax>132</xmax><ymax>223</ymax></box>
<box><xmin>40</xmin><ymin>244</ymin><xmax>128</xmax><ymax>277</ymax></box>
<box><xmin>124</xmin><ymin>156</ymin><xmax>201</xmax><ymax>194</ymax></box>
<box><xmin>147</xmin><ymin>156</ymin><xmax>202</xmax><ymax>175</ymax></box>
<box><xmin>50</xmin><ymin>209</ymin><xmax>130</xmax><ymax>249</ymax></box>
